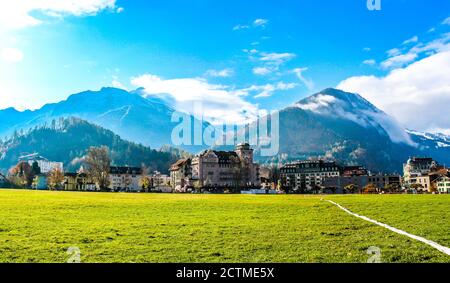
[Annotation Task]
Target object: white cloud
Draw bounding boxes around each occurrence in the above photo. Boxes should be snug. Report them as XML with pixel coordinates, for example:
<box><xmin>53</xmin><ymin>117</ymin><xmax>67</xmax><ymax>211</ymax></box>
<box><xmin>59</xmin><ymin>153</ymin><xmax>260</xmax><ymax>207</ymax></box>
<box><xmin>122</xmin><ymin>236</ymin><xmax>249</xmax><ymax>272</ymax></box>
<box><xmin>205</xmin><ymin>68</ymin><xmax>234</xmax><ymax>78</ymax></box>
<box><xmin>131</xmin><ymin>74</ymin><xmax>259</xmax><ymax>125</ymax></box>
<box><xmin>296</xmin><ymin>94</ymin><xmax>337</xmax><ymax>112</ymax></box>
<box><xmin>111</xmin><ymin>76</ymin><xmax>127</xmax><ymax>90</ymax></box>
<box><xmin>381</xmin><ymin>33</ymin><xmax>450</xmax><ymax>70</ymax></box>
<box><xmin>245</xmin><ymin>82</ymin><xmax>297</xmax><ymax>98</ymax></box>
<box><xmin>233</xmin><ymin>24</ymin><xmax>250</xmax><ymax>31</ymax></box>
<box><xmin>296</xmin><ymin>93</ymin><xmax>415</xmax><ymax>146</ymax></box>
<box><xmin>253</xmin><ymin>18</ymin><xmax>269</xmax><ymax>27</ymax></box>
<box><xmin>442</xmin><ymin>17</ymin><xmax>450</xmax><ymax>26</ymax></box>
<box><xmin>1</xmin><ymin>47</ymin><xmax>24</xmax><ymax>62</ymax></box>
<box><xmin>0</xmin><ymin>0</ymin><xmax>118</xmax><ymax>30</ymax></box>
<box><xmin>362</xmin><ymin>59</ymin><xmax>376</xmax><ymax>66</ymax></box>
<box><xmin>259</xmin><ymin>52</ymin><xmax>296</xmax><ymax>66</ymax></box>
<box><xmin>403</xmin><ymin>36</ymin><xmax>418</xmax><ymax>45</ymax></box>
<box><xmin>233</xmin><ymin>18</ymin><xmax>269</xmax><ymax>31</ymax></box>
<box><xmin>252</xmin><ymin>67</ymin><xmax>271</xmax><ymax>76</ymax></box>
<box><xmin>243</xmin><ymin>48</ymin><xmax>258</xmax><ymax>55</ymax></box>
<box><xmin>337</xmin><ymin>50</ymin><xmax>450</xmax><ymax>134</ymax></box>
<box><xmin>363</xmin><ymin>47</ymin><xmax>371</xmax><ymax>52</ymax></box>
<box><xmin>380</xmin><ymin>52</ymin><xmax>418</xmax><ymax>69</ymax></box>
<box><xmin>248</xmin><ymin>50</ymin><xmax>296</xmax><ymax>77</ymax></box>
<box><xmin>293</xmin><ymin>68</ymin><xmax>314</xmax><ymax>90</ymax></box>
<box><xmin>116</xmin><ymin>7</ymin><xmax>124</xmax><ymax>13</ymax></box>
<box><xmin>386</xmin><ymin>48</ymin><xmax>401</xmax><ymax>57</ymax></box>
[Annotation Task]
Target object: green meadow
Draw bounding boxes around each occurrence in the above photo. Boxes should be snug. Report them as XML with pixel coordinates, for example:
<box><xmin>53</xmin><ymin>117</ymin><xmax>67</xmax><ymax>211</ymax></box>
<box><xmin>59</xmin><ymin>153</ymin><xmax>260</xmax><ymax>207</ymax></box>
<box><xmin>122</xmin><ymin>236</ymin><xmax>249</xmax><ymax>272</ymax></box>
<box><xmin>0</xmin><ymin>189</ymin><xmax>449</xmax><ymax>263</ymax></box>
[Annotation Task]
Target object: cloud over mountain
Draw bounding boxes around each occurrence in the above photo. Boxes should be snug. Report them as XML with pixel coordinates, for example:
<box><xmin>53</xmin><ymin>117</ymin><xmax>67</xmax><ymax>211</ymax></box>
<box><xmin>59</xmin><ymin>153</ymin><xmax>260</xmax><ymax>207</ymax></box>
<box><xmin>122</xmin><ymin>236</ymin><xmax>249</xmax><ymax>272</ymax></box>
<box><xmin>338</xmin><ymin>50</ymin><xmax>450</xmax><ymax>135</ymax></box>
<box><xmin>131</xmin><ymin>74</ymin><xmax>259</xmax><ymax>125</ymax></box>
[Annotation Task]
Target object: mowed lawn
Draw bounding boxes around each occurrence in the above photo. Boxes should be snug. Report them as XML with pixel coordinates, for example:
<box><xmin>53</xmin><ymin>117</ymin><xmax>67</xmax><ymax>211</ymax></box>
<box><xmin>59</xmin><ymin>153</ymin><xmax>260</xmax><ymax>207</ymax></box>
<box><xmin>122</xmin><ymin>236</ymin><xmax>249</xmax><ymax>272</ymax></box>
<box><xmin>0</xmin><ymin>189</ymin><xmax>449</xmax><ymax>263</ymax></box>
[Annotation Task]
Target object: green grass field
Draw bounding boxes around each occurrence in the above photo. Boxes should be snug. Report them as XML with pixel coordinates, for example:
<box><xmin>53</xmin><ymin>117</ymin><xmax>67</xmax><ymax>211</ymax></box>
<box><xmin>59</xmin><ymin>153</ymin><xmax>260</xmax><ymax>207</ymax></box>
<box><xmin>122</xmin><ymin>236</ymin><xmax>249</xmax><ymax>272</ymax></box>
<box><xmin>0</xmin><ymin>189</ymin><xmax>449</xmax><ymax>263</ymax></box>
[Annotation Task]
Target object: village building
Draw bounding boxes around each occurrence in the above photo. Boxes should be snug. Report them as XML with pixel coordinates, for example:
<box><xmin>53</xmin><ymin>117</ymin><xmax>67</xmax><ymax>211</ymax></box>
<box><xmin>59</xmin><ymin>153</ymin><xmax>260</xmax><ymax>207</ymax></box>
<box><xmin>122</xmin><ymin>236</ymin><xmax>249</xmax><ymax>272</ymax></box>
<box><xmin>109</xmin><ymin>166</ymin><xmax>143</xmax><ymax>192</ymax></box>
<box><xmin>151</xmin><ymin>171</ymin><xmax>171</xmax><ymax>187</ymax></box>
<box><xmin>280</xmin><ymin>160</ymin><xmax>341</xmax><ymax>193</ymax></box>
<box><xmin>18</xmin><ymin>153</ymin><xmax>64</xmax><ymax>174</ymax></box>
<box><xmin>191</xmin><ymin>143</ymin><xmax>260</xmax><ymax>190</ymax></box>
<box><xmin>32</xmin><ymin>174</ymin><xmax>48</xmax><ymax>190</ymax></box>
<box><xmin>64</xmin><ymin>172</ymin><xmax>97</xmax><ymax>191</ymax></box>
<box><xmin>342</xmin><ymin>166</ymin><xmax>368</xmax><ymax>177</ymax></box>
<box><xmin>170</xmin><ymin>158</ymin><xmax>192</xmax><ymax>191</ymax></box>
<box><xmin>403</xmin><ymin>157</ymin><xmax>439</xmax><ymax>188</ymax></box>
<box><xmin>434</xmin><ymin>175</ymin><xmax>450</xmax><ymax>194</ymax></box>
<box><xmin>170</xmin><ymin>144</ymin><xmax>260</xmax><ymax>192</ymax></box>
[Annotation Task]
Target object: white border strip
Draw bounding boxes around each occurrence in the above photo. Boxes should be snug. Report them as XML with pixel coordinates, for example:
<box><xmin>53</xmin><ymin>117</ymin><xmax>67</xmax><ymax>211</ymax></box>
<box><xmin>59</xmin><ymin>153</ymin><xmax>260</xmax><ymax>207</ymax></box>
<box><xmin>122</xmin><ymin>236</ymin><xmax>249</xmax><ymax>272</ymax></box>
<box><xmin>325</xmin><ymin>199</ymin><xmax>450</xmax><ymax>256</ymax></box>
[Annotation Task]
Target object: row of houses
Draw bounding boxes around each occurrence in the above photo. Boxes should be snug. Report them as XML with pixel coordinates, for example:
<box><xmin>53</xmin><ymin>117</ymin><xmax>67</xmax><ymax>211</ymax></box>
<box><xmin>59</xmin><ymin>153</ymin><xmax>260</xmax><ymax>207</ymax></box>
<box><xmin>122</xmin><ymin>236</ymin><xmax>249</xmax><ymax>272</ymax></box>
<box><xmin>279</xmin><ymin>157</ymin><xmax>449</xmax><ymax>194</ymax></box>
<box><xmin>13</xmin><ymin>152</ymin><xmax>173</xmax><ymax>192</ymax></box>
<box><xmin>63</xmin><ymin>167</ymin><xmax>171</xmax><ymax>192</ymax></box>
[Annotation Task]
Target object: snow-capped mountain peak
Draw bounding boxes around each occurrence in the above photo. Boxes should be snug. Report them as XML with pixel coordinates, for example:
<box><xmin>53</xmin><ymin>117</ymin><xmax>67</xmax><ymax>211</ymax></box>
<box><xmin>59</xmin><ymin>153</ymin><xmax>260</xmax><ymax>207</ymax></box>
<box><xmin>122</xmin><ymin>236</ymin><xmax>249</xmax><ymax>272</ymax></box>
<box><xmin>295</xmin><ymin>88</ymin><xmax>416</xmax><ymax>146</ymax></box>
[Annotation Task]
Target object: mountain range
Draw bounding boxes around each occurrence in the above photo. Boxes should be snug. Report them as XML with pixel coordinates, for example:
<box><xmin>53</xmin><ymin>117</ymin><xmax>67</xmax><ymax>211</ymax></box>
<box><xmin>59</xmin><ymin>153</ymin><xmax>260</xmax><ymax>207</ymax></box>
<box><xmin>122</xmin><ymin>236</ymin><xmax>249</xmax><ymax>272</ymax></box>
<box><xmin>0</xmin><ymin>117</ymin><xmax>179</xmax><ymax>173</ymax></box>
<box><xmin>252</xmin><ymin>88</ymin><xmax>450</xmax><ymax>172</ymax></box>
<box><xmin>1</xmin><ymin>87</ymin><xmax>449</xmax><ymax>173</ymax></box>
<box><xmin>0</xmin><ymin>87</ymin><xmax>208</xmax><ymax>151</ymax></box>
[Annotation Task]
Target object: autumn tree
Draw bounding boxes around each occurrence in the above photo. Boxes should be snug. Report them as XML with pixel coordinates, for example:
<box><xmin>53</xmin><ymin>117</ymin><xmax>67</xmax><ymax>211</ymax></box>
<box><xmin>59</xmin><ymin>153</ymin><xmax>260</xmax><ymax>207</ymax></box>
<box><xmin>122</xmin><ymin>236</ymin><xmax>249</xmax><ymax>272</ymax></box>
<box><xmin>140</xmin><ymin>165</ymin><xmax>151</xmax><ymax>192</ymax></box>
<box><xmin>85</xmin><ymin>146</ymin><xmax>111</xmax><ymax>191</ymax></box>
<box><xmin>363</xmin><ymin>183</ymin><xmax>378</xmax><ymax>194</ymax></box>
<box><xmin>410</xmin><ymin>183</ymin><xmax>424</xmax><ymax>192</ymax></box>
<box><xmin>48</xmin><ymin>168</ymin><xmax>64</xmax><ymax>190</ymax></box>
<box><xmin>383</xmin><ymin>183</ymin><xmax>400</xmax><ymax>194</ymax></box>
<box><xmin>9</xmin><ymin>161</ymin><xmax>34</xmax><ymax>187</ymax></box>
<box><xmin>344</xmin><ymin>184</ymin><xmax>359</xmax><ymax>194</ymax></box>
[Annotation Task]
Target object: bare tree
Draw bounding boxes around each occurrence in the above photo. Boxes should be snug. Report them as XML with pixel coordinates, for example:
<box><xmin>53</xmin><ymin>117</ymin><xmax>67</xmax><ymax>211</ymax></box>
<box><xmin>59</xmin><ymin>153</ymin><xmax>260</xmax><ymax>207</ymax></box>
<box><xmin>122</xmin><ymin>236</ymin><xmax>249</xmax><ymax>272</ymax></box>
<box><xmin>9</xmin><ymin>161</ymin><xmax>34</xmax><ymax>187</ymax></box>
<box><xmin>85</xmin><ymin>146</ymin><xmax>111</xmax><ymax>191</ymax></box>
<box><xmin>231</xmin><ymin>156</ymin><xmax>251</xmax><ymax>193</ymax></box>
<box><xmin>48</xmin><ymin>167</ymin><xmax>64</xmax><ymax>190</ymax></box>
<box><xmin>140</xmin><ymin>164</ymin><xmax>151</xmax><ymax>192</ymax></box>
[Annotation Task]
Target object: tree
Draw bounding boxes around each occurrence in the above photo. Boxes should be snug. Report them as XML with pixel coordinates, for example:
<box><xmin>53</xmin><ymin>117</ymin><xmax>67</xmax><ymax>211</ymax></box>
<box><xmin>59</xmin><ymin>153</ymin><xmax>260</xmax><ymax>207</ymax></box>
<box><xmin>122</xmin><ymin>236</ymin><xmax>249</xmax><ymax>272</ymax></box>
<box><xmin>140</xmin><ymin>165</ymin><xmax>151</xmax><ymax>192</ymax></box>
<box><xmin>312</xmin><ymin>185</ymin><xmax>323</xmax><ymax>194</ymax></box>
<box><xmin>363</xmin><ymin>183</ymin><xmax>378</xmax><ymax>194</ymax></box>
<box><xmin>140</xmin><ymin>176</ymin><xmax>152</xmax><ymax>192</ymax></box>
<box><xmin>85</xmin><ymin>146</ymin><xmax>111</xmax><ymax>191</ymax></box>
<box><xmin>9</xmin><ymin>161</ymin><xmax>34</xmax><ymax>187</ymax></box>
<box><xmin>123</xmin><ymin>173</ymin><xmax>132</xmax><ymax>191</ymax></box>
<box><xmin>48</xmin><ymin>168</ymin><xmax>64</xmax><ymax>190</ymax></box>
<box><xmin>269</xmin><ymin>165</ymin><xmax>280</xmax><ymax>185</ymax></box>
<box><xmin>230</xmin><ymin>155</ymin><xmax>252</xmax><ymax>193</ymax></box>
<box><xmin>31</xmin><ymin>161</ymin><xmax>41</xmax><ymax>176</ymax></box>
<box><xmin>410</xmin><ymin>183</ymin><xmax>424</xmax><ymax>192</ymax></box>
<box><xmin>383</xmin><ymin>183</ymin><xmax>400</xmax><ymax>194</ymax></box>
<box><xmin>344</xmin><ymin>184</ymin><xmax>359</xmax><ymax>194</ymax></box>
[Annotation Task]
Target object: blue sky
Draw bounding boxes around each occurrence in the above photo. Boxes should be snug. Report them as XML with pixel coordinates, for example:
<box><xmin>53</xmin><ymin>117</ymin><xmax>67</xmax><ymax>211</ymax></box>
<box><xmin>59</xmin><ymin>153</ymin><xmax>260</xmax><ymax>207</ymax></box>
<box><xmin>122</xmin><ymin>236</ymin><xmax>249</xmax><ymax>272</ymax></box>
<box><xmin>1</xmin><ymin>0</ymin><xmax>450</xmax><ymax>131</ymax></box>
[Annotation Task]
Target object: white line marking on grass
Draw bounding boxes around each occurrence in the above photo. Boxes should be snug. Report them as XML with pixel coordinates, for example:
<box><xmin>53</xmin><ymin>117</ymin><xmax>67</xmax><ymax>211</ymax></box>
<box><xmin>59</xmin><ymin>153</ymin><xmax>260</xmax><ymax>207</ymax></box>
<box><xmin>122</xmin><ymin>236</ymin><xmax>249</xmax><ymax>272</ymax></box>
<box><xmin>325</xmin><ymin>199</ymin><xmax>450</xmax><ymax>256</ymax></box>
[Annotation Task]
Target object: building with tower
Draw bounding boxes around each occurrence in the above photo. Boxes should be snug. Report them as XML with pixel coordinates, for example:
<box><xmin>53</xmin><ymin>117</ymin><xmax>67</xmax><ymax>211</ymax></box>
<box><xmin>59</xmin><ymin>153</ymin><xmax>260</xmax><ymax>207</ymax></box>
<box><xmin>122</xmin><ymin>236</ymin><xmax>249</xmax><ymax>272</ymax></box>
<box><xmin>170</xmin><ymin>143</ymin><xmax>260</xmax><ymax>191</ymax></box>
